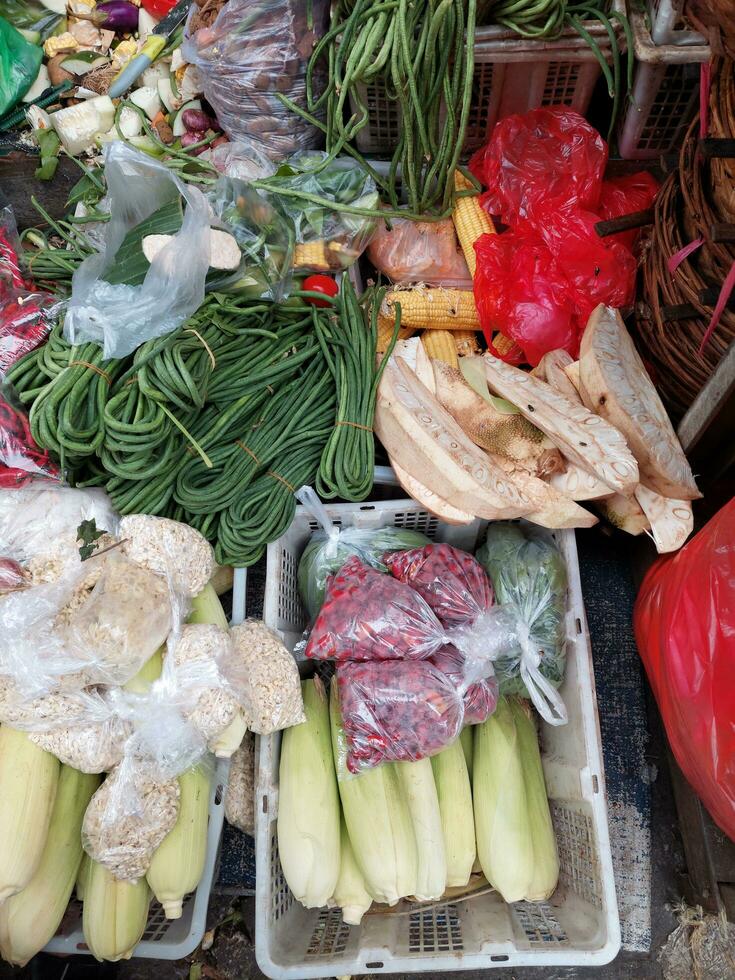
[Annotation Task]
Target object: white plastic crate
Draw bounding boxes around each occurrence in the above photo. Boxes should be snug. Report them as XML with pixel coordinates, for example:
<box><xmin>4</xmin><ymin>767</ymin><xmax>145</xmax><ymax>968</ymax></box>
<box><xmin>351</xmin><ymin>0</ymin><xmax>625</xmax><ymax>155</ymax></box>
<box><xmin>256</xmin><ymin>500</ymin><xmax>620</xmax><ymax>978</ymax></box>
<box><xmin>44</xmin><ymin>567</ymin><xmax>248</xmax><ymax>961</ymax></box>
<box><xmin>645</xmin><ymin>0</ymin><xmax>705</xmax><ymax>46</ymax></box>
<box><xmin>618</xmin><ymin>9</ymin><xmax>708</xmax><ymax>159</ymax></box>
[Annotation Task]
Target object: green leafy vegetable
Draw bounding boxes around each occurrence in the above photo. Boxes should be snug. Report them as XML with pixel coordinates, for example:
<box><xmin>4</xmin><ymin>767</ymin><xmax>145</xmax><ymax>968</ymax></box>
<box><xmin>77</xmin><ymin>518</ymin><xmax>106</xmax><ymax>561</ymax></box>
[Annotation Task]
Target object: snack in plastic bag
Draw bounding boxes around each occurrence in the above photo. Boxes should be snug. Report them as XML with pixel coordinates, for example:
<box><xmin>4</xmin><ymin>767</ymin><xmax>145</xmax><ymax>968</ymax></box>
<box><xmin>169</xmin><ymin>624</ymin><xmax>239</xmax><ymax>740</ymax></box>
<box><xmin>119</xmin><ymin>514</ymin><xmax>214</xmax><ymax>599</ymax></box>
<box><xmin>469</xmin><ymin>107</ymin><xmax>607</xmax><ymax>225</ymax></box>
<box><xmin>634</xmin><ymin>499</ymin><xmax>735</xmax><ymax>842</ymax></box>
<box><xmin>230</xmin><ymin>620</ymin><xmax>304</xmax><ymax>734</ymax></box>
<box><xmin>260</xmin><ymin>153</ymin><xmax>379</xmax><ymax>273</ymax></box>
<box><xmin>224</xmin><ymin>732</ymin><xmax>255</xmax><ymax>835</ymax></box>
<box><xmin>0</xmin><ymin>383</ymin><xmax>60</xmax><ymax>488</ymax></box>
<box><xmin>64</xmin><ymin>143</ymin><xmax>212</xmax><ymax>359</ymax></box>
<box><xmin>30</xmin><ymin>713</ymin><xmax>132</xmax><ymax>774</ymax></box>
<box><xmin>305</xmin><ymin>556</ymin><xmax>447</xmax><ymax>662</ymax></box>
<box><xmin>183</xmin><ymin>0</ymin><xmax>330</xmax><ymax>158</ymax></box>
<box><xmin>367</xmin><ymin>214</ymin><xmax>472</xmax><ymax>288</ymax></box>
<box><xmin>430</xmin><ymin>644</ymin><xmax>498</xmax><ymax>725</ymax></box>
<box><xmin>336</xmin><ymin>659</ymin><xmax>464</xmax><ymax>772</ymax></box>
<box><xmin>295</xmin><ymin>484</ymin><xmax>430</xmax><ymax>617</ymax></box>
<box><xmin>63</xmin><ymin>555</ymin><xmax>174</xmax><ymax>686</ymax></box>
<box><xmin>476</xmin><ymin>523</ymin><xmax>568</xmax><ymax>724</ymax></box>
<box><xmin>82</xmin><ymin>764</ymin><xmax>181</xmax><ymax>881</ymax></box>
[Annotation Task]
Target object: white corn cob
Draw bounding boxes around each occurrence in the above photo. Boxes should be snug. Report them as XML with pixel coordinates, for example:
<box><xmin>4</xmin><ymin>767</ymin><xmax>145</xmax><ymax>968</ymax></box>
<box><xmin>0</xmin><ymin>766</ymin><xmax>99</xmax><ymax>966</ymax></box>
<box><xmin>146</xmin><ymin>765</ymin><xmax>210</xmax><ymax>918</ymax></box>
<box><xmin>0</xmin><ymin>726</ymin><xmax>60</xmax><ymax>901</ymax></box>
<box><xmin>82</xmin><ymin>858</ymin><xmax>150</xmax><ymax>962</ymax></box>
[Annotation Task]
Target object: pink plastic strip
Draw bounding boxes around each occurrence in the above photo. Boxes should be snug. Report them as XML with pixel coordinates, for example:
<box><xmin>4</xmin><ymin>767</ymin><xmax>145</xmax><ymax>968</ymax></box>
<box><xmin>700</xmin><ymin>61</ymin><xmax>712</xmax><ymax>140</ymax></box>
<box><xmin>668</xmin><ymin>238</ymin><xmax>704</xmax><ymax>275</ymax></box>
<box><xmin>699</xmin><ymin>259</ymin><xmax>735</xmax><ymax>354</ymax></box>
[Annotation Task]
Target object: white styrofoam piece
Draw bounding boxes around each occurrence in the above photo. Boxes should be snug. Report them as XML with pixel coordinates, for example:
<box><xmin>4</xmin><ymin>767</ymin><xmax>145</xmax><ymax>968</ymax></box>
<box><xmin>255</xmin><ymin>500</ymin><xmax>620</xmax><ymax>978</ymax></box>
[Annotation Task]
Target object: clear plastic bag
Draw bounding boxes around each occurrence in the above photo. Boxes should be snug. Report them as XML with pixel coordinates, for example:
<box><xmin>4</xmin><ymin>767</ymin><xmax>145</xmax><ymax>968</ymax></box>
<box><xmin>295</xmin><ymin>485</ymin><xmax>430</xmax><ymax>618</ymax></box>
<box><xmin>64</xmin><ymin>143</ymin><xmax>212</xmax><ymax>359</ymax></box>
<box><xmin>259</xmin><ymin>153</ymin><xmax>379</xmax><ymax>273</ymax></box>
<box><xmin>336</xmin><ymin>659</ymin><xmax>465</xmax><ymax>773</ymax></box>
<box><xmin>367</xmin><ymin>214</ymin><xmax>473</xmax><ymax>288</ymax></box>
<box><xmin>183</xmin><ymin>0</ymin><xmax>330</xmax><ymax>159</ymax></box>
<box><xmin>476</xmin><ymin>523</ymin><xmax>568</xmax><ymax>725</ymax></box>
<box><xmin>229</xmin><ymin>620</ymin><xmax>304</xmax><ymax>734</ymax></box>
<box><xmin>0</xmin><ymin>381</ymin><xmax>61</xmax><ymax>488</ymax></box>
<box><xmin>304</xmin><ymin>555</ymin><xmax>449</xmax><ymax>663</ymax></box>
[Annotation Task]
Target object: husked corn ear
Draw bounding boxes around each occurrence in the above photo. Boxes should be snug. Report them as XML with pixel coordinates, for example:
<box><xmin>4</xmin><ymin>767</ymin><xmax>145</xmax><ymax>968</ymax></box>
<box><xmin>377</xmin><ymin>313</ymin><xmax>415</xmax><ymax>354</ymax></box>
<box><xmin>493</xmin><ymin>332</ymin><xmax>516</xmax><ymax>356</ymax></box>
<box><xmin>454</xmin><ymin>330</ymin><xmax>480</xmax><ymax>358</ymax></box>
<box><xmin>453</xmin><ymin>171</ymin><xmax>495</xmax><ymax>277</ymax></box>
<box><xmin>293</xmin><ymin>240</ymin><xmax>331</xmax><ymax>272</ymax></box>
<box><xmin>0</xmin><ymin>766</ymin><xmax>100</xmax><ymax>967</ymax></box>
<box><xmin>146</xmin><ymin>766</ymin><xmax>210</xmax><ymax>919</ymax></box>
<box><xmin>0</xmin><ymin>726</ymin><xmax>60</xmax><ymax>902</ymax></box>
<box><xmin>381</xmin><ymin>289</ymin><xmax>480</xmax><ymax>331</ymax></box>
<box><xmin>83</xmin><ymin>859</ymin><xmax>150</xmax><ymax>962</ymax></box>
<box><xmin>421</xmin><ymin>330</ymin><xmax>458</xmax><ymax>369</ymax></box>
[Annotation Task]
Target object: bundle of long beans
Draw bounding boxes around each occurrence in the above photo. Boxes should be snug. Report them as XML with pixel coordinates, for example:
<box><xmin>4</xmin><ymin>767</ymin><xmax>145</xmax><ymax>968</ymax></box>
<box><xmin>8</xmin><ymin>285</ymin><xmax>398</xmax><ymax>565</ymax></box>
<box><xmin>297</xmin><ymin>0</ymin><xmax>478</xmax><ymax>216</ymax></box>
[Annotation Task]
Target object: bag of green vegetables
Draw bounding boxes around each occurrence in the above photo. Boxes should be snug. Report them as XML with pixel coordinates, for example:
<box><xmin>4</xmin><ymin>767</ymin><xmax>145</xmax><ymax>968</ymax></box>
<box><xmin>295</xmin><ymin>486</ymin><xmax>430</xmax><ymax>618</ymax></box>
<box><xmin>476</xmin><ymin>522</ymin><xmax>568</xmax><ymax>725</ymax></box>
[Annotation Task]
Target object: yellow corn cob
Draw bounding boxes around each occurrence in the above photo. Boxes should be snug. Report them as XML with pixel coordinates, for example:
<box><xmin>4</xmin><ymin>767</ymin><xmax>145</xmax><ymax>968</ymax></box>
<box><xmin>493</xmin><ymin>332</ymin><xmax>516</xmax><ymax>356</ymax></box>
<box><xmin>293</xmin><ymin>241</ymin><xmax>331</xmax><ymax>272</ymax></box>
<box><xmin>82</xmin><ymin>859</ymin><xmax>150</xmax><ymax>962</ymax></box>
<box><xmin>43</xmin><ymin>33</ymin><xmax>79</xmax><ymax>57</ymax></box>
<box><xmin>0</xmin><ymin>767</ymin><xmax>100</xmax><ymax>967</ymax></box>
<box><xmin>0</xmin><ymin>727</ymin><xmax>60</xmax><ymax>902</ymax></box>
<box><xmin>453</xmin><ymin>171</ymin><xmax>495</xmax><ymax>278</ymax></box>
<box><xmin>147</xmin><ymin>766</ymin><xmax>210</xmax><ymax>919</ymax></box>
<box><xmin>454</xmin><ymin>330</ymin><xmax>480</xmax><ymax>357</ymax></box>
<box><xmin>382</xmin><ymin>288</ymin><xmax>481</xmax><ymax>332</ymax></box>
<box><xmin>376</xmin><ymin>314</ymin><xmax>415</xmax><ymax>354</ymax></box>
<box><xmin>421</xmin><ymin>330</ymin><xmax>458</xmax><ymax>369</ymax></box>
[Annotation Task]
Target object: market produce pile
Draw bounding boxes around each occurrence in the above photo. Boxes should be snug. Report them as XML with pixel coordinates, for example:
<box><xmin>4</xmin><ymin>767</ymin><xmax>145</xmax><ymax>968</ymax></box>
<box><xmin>277</xmin><ymin>520</ymin><xmax>567</xmax><ymax>920</ymax></box>
<box><xmin>0</xmin><ymin>485</ymin><xmax>305</xmax><ymax>964</ymax></box>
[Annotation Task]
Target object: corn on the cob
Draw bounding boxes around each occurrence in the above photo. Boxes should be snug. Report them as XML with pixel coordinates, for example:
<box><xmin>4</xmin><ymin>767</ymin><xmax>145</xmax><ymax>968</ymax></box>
<box><xmin>431</xmin><ymin>739</ymin><xmax>475</xmax><ymax>888</ymax></box>
<box><xmin>0</xmin><ymin>766</ymin><xmax>100</xmax><ymax>966</ymax></box>
<box><xmin>452</xmin><ymin>171</ymin><xmax>495</xmax><ymax>277</ymax></box>
<box><xmin>421</xmin><ymin>330</ymin><xmax>458</xmax><ymax>369</ymax></box>
<box><xmin>492</xmin><ymin>332</ymin><xmax>516</xmax><ymax>356</ymax></box>
<box><xmin>77</xmin><ymin>853</ymin><xmax>90</xmax><ymax>901</ymax></box>
<box><xmin>454</xmin><ymin>330</ymin><xmax>480</xmax><ymax>358</ymax></box>
<box><xmin>376</xmin><ymin>313</ymin><xmax>414</xmax><ymax>354</ymax></box>
<box><xmin>0</xmin><ymin>727</ymin><xmax>60</xmax><ymax>902</ymax></box>
<box><xmin>147</xmin><ymin>766</ymin><xmax>210</xmax><ymax>919</ymax></box>
<box><xmin>83</xmin><ymin>859</ymin><xmax>150</xmax><ymax>962</ymax></box>
<box><xmin>381</xmin><ymin>289</ymin><xmax>480</xmax><ymax>332</ymax></box>
<box><xmin>293</xmin><ymin>240</ymin><xmax>331</xmax><ymax>272</ymax></box>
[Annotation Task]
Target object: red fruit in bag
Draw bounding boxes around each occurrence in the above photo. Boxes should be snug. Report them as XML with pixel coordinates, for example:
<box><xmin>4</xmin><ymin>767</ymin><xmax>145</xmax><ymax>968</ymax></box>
<box><xmin>337</xmin><ymin>658</ymin><xmax>464</xmax><ymax>772</ymax></box>
<box><xmin>304</xmin><ymin>555</ymin><xmax>446</xmax><ymax>662</ymax></box>
<box><xmin>634</xmin><ymin>498</ymin><xmax>735</xmax><ymax>842</ymax></box>
<box><xmin>469</xmin><ymin>107</ymin><xmax>607</xmax><ymax>225</ymax></box>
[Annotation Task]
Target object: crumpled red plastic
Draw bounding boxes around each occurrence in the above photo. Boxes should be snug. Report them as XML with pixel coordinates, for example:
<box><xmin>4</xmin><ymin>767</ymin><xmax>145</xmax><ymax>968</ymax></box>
<box><xmin>469</xmin><ymin>107</ymin><xmax>607</xmax><ymax>225</ymax></box>
<box><xmin>599</xmin><ymin>171</ymin><xmax>661</xmax><ymax>251</ymax></box>
<box><xmin>634</xmin><ymin>498</ymin><xmax>735</xmax><ymax>843</ymax></box>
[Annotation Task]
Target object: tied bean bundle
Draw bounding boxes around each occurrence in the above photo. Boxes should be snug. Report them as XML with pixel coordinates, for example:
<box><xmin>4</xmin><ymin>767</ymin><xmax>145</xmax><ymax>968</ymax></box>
<box><xmin>7</xmin><ymin>288</ymin><xmax>391</xmax><ymax>566</ymax></box>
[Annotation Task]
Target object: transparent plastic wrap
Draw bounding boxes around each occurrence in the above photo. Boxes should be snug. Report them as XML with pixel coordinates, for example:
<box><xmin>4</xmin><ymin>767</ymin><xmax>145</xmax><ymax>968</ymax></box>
<box><xmin>259</xmin><ymin>154</ymin><xmax>379</xmax><ymax>273</ymax></box>
<box><xmin>64</xmin><ymin>143</ymin><xmax>212</xmax><ymax>359</ymax></box>
<box><xmin>0</xmin><ymin>485</ymin><xmax>117</xmax><ymax>581</ymax></box>
<box><xmin>336</xmin><ymin>659</ymin><xmax>465</xmax><ymax>773</ymax></box>
<box><xmin>0</xmin><ymin>382</ymin><xmax>61</xmax><ymax>488</ymax></box>
<box><xmin>386</xmin><ymin>544</ymin><xmax>499</xmax><ymax>724</ymax></box>
<box><xmin>230</xmin><ymin>620</ymin><xmax>304</xmax><ymax>734</ymax></box>
<box><xmin>366</xmin><ymin>215</ymin><xmax>473</xmax><ymax>288</ymax></box>
<box><xmin>304</xmin><ymin>555</ymin><xmax>449</xmax><ymax>663</ymax></box>
<box><xmin>476</xmin><ymin>523</ymin><xmax>569</xmax><ymax>725</ymax></box>
<box><xmin>119</xmin><ymin>514</ymin><xmax>214</xmax><ymax>599</ymax></box>
<box><xmin>295</xmin><ymin>485</ymin><xmax>429</xmax><ymax>618</ymax></box>
<box><xmin>183</xmin><ymin>0</ymin><xmax>330</xmax><ymax>159</ymax></box>
<box><xmin>206</xmin><ymin>176</ymin><xmax>294</xmax><ymax>301</ymax></box>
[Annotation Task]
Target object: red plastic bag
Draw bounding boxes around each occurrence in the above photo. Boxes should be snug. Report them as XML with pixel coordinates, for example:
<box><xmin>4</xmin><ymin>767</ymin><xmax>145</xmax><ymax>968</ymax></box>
<box><xmin>634</xmin><ymin>499</ymin><xmax>735</xmax><ymax>842</ymax></box>
<box><xmin>469</xmin><ymin>108</ymin><xmax>607</xmax><ymax>225</ymax></box>
<box><xmin>0</xmin><ymin>383</ymin><xmax>60</xmax><ymax>488</ymax></box>
<box><xmin>599</xmin><ymin>172</ymin><xmax>660</xmax><ymax>251</ymax></box>
<box><xmin>473</xmin><ymin>227</ymin><xmax>578</xmax><ymax>365</ymax></box>
<box><xmin>304</xmin><ymin>556</ymin><xmax>446</xmax><ymax>662</ymax></box>
<box><xmin>336</xmin><ymin>658</ymin><xmax>464</xmax><ymax>772</ymax></box>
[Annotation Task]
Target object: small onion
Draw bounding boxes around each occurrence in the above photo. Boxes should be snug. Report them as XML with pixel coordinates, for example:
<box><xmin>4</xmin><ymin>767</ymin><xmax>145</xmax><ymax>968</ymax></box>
<box><xmin>182</xmin><ymin>108</ymin><xmax>214</xmax><ymax>133</ymax></box>
<box><xmin>181</xmin><ymin>131</ymin><xmax>208</xmax><ymax>155</ymax></box>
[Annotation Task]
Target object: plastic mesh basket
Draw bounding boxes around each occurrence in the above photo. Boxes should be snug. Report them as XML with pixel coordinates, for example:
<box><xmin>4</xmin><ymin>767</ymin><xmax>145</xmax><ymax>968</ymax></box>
<box><xmin>618</xmin><ymin>60</ymin><xmax>701</xmax><ymax>159</ymax></box>
<box><xmin>646</xmin><ymin>0</ymin><xmax>705</xmax><ymax>45</ymax></box>
<box><xmin>256</xmin><ymin>500</ymin><xmax>620</xmax><ymax>978</ymax></box>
